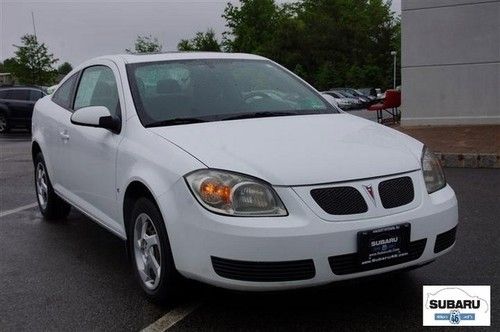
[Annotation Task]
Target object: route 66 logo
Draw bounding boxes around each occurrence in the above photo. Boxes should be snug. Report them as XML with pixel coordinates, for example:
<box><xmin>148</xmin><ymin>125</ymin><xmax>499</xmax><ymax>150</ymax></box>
<box><xmin>450</xmin><ymin>310</ymin><xmax>461</xmax><ymax>325</ymax></box>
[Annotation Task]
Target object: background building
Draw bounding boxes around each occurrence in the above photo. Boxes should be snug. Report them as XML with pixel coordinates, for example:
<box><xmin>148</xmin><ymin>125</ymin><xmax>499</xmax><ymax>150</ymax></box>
<box><xmin>401</xmin><ymin>0</ymin><xmax>499</xmax><ymax>126</ymax></box>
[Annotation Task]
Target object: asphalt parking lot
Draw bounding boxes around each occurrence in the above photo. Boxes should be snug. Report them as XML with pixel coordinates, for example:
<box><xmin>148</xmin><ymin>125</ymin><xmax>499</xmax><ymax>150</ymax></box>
<box><xmin>0</xmin><ymin>130</ymin><xmax>498</xmax><ymax>331</ymax></box>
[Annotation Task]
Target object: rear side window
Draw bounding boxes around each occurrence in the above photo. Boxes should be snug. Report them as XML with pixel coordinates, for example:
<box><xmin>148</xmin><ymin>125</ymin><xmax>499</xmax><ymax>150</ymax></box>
<box><xmin>53</xmin><ymin>73</ymin><xmax>79</xmax><ymax>109</ymax></box>
<box><xmin>0</xmin><ymin>90</ymin><xmax>8</xmax><ymax>98</ymax></box>
<box><xmin>29</xmin><ymin>90</ymin><xmax>44</xmax><ymax>102</ymax></box>
<box><xmin>9</xmin><ymin>89</ymin><xmax>30</xmax><ymax>100</ymax></box>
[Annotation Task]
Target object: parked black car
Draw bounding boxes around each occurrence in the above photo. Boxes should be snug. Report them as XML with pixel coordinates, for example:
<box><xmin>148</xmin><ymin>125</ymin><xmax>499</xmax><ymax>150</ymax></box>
<box><xmin>0</xmin><ymin>86</ymin><xmax>47</xmax><ymax>133</ymax></box>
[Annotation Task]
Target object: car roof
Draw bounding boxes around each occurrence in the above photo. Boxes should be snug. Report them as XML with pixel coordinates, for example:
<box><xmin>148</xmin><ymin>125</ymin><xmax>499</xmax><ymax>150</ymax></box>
<box><xmin>98</xmin><ymin>52</ymin><xmax>267</xmax><ymax>64</ymax></box>
<box><xmin>0</xmin><ymin>86</ymin><xmax>45</xmax><ymax>91</ymax></box>
<box><xmin>322</xmin><ymin>91</ymin><xmax>344</xmax><ymax>97</ymax></box>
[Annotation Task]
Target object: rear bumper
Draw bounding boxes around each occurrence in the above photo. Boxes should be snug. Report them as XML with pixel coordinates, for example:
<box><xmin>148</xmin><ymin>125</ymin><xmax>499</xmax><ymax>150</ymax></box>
<box><xmin>162</xmin><ymin>181</ymin><xmax>458</xmax><ymax>291</ymax></box>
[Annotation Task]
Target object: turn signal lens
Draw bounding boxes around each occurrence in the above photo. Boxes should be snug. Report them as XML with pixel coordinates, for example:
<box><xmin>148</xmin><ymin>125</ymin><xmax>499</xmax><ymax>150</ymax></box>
<box><xmin>421</xmin><ymin>146</ymin><xmax>446</xmax><ymax>194</ymax></box>
<box><xmin>185</xmin><ymin>169</ymin><xmax>287</xmax><ymax>217</ymax></box>
<box><xmin>200</xmin><ymin>179</ymin><xmax>231</xmax><ymax>204</ymax></box>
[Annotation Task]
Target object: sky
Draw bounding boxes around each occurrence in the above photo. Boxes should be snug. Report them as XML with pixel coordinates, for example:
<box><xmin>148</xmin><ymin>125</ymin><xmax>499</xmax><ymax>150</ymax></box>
<box><xmin>0</xmin><ymin>0</ymin><xmax>401</xmax><ymax>67</ymax></box>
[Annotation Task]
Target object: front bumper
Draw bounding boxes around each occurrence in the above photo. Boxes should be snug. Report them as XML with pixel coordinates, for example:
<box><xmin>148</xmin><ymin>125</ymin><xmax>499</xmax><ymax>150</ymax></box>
<box><xmin>160</xmin><ymin>176</ymin><xmax>458</xmax><ymax>291</ymax></box>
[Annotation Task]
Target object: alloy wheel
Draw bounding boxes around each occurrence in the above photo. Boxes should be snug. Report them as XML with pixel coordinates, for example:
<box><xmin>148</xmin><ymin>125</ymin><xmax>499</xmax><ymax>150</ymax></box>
<box><xmin>36</xmin><ymin>162</ymin><xmax>49</xmax><ymax>210</ymax></box>
<box><xmin>133</xmin><ymin>213</ymin><xmax>162</xmax><ymax>290</ymax></box>
<box><xmin>0</xmin><ymin>115</ymin><xmax>7</xmax><ymax>132</ymax></box>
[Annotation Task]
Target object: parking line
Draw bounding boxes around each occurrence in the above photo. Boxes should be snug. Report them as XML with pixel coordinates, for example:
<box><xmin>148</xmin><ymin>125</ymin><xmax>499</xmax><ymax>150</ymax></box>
<box><xmin>141</xmin><ymin>301</ymin><xmax>201</xmax><ymax>332</ymax></box>
<box><xmin>0</xmin><ymin>203</ymin><xmax>38</xmax><ymax>218</ymax></box>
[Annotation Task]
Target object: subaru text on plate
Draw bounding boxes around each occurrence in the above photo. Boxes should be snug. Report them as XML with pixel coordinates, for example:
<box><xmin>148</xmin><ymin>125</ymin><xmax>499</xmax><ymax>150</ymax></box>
<box><xmin>32</xmin><ymin>53</ymin><xmax>458</xmax><ymax>303</ymax></box>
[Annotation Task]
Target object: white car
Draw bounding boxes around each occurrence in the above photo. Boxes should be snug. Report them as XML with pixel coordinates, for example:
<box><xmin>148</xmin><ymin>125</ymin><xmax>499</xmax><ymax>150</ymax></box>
<box><xmin>32</xmin><ymin>53</ymin><xmax>458</xmax><ymax>302</ymax></box>
<box><xmin>321</xmin><ymin>91</ymin><xmax>357</xmax><ymax>110</ymax></box>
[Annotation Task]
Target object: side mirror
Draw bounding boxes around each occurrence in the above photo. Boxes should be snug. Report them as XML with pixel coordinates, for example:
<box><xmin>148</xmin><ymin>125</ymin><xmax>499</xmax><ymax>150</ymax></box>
<box><xmin>71</xmin><ymin>106</ymin><xmax>121</xmax><ymax>133</ymax></box>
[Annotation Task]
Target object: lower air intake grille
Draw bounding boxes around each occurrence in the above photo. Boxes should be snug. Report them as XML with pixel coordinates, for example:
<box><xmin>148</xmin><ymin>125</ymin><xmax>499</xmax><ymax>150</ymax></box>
<box><xmin>211</xmin><ymin>257</ymin><xmax>315</xmax><ymax>282</ymax></box>
<box><xmin>434</xmin><ymin>227</ymin><xmax>457</xmax><ymax>253</ymax></box>
<box><xmin>329</xmin><ymin>239</ymin><xmax>427</xmax><ymax>275</ymax></box>
<box><xmin>311</xmin><ymin>187</ymin><xmax>368</xmax><ymax>215</ymax></box>
<box><xmin>378</xmin><ymin>176</ymin><xmax>415</xmax><ymax>209</ymax></box>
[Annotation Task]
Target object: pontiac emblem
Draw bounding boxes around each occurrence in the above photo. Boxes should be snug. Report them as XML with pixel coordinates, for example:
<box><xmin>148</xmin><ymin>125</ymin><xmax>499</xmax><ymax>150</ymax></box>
<box><xmin>363</xmin><ymin>184</ymin><xmax>376</xmax><ymax>205</ymax></box>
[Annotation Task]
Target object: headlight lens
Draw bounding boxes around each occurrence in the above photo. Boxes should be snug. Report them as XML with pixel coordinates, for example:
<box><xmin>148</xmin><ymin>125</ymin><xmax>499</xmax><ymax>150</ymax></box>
<box><xmin>185</xmin><ymin>169</ymin><xmax>287</xmax><ymax>217</ymax></box>
<box><xmin>421</xmin><ymin>146</ymin><xmax>446</xmax><ymax>194</ymax></box>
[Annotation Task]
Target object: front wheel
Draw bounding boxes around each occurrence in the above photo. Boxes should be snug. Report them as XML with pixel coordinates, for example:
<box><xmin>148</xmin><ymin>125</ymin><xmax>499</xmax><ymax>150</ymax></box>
<box><xmin>129</xmin><ymin>197</ymin><xmax>182</xmax><ymax>304</ymax></box>
<box><xmin>34</xmin><ymin>153</ymin><xmax>71</xmax><ymax>220</ymax></box>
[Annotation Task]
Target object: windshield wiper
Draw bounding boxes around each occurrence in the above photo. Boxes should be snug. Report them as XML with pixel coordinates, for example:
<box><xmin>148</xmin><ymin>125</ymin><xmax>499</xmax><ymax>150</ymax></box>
<box><xmin>220</xmin><ymin>111</ymin><xmax>299</xmax><ymax>121</ymax></box>
<box><xmin>145</xmin><ymin>117</ymin><xmax>208</xmax><ymax>128</ymax></box>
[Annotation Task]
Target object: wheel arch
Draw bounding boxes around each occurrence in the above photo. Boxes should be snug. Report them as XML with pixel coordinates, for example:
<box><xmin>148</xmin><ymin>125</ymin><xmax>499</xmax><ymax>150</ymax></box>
<box><xmin>32</xmin><ymin>141</ymin><xmax>42</xmax><ymax>164</ymax></box>
<box><xmin>0</xmin><ymin>104</ymin><xmax>9</xmax><ymax>115</ymax></box>
<box><xmin>123</xmin><ymin>180</ymin><xmax>159</xmax><ymax>240</ymax></box>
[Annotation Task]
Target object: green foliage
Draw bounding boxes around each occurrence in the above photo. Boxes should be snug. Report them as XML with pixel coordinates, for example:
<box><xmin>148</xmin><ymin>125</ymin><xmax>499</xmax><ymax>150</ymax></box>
<box><xmin>222</xmin><ymin>0</ymin><xmax>281</xmax><ymax>53</ymax></box>
<box><xmin>10</xmin><ymin>34</ymin><xmax>58</xmax><ymax>85</ymax></box>
<box><xmin>57</xmin><ymin>62</ymin><xmax>73</xmax><ymax>75</ymax></box>
<box><xmin>220</xmin><ymin>0</ymin><xmax>401</xmax><ymax>90</ymax></box>
<box><xmin>127</xmin><ymin>35</ymin><xmax>162</xmax><ymax>53</ymax></box>
<box><xmin>2</xmin><ymin>58</ymin><xmax>18</xmax><ymax>73</ymax></box>
<box><xmin>177</xmin><ymin>29</ymin><xmax>221</xmax><ymax>52</ymax></box>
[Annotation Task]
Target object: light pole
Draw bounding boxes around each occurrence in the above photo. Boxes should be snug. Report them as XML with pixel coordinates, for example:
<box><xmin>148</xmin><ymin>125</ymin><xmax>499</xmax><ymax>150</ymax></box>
<box><xmin>391</xmin><ymin>51</ymin><xmax>397</xmax><ymax>89</ymax></box>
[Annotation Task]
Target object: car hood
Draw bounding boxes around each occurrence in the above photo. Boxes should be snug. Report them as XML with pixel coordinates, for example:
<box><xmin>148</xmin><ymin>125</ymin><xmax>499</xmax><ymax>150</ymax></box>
<box><xmin>149</xmin><ymin>114</ymin><xmax>423</xmax><ymax>186</ymax></box>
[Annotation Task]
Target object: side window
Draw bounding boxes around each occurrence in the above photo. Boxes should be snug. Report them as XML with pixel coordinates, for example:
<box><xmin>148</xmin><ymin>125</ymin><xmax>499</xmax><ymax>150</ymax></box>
<box><xmin>29</xmin><ymin>90</ymin><xmax>44</xmax><ymax>102</ymax></box>
<box><xmin>53</xmin><ymin>73</ymin><xmax>79</xmax><ymax>109</ymax></box>
<box><xmin>0</xmin><ymin>90</ymin><xmax>8</xmax><ymax>99</ymax></box>
<box><xmin>74</xmin><ymin>66</ymin><xmax>120</xmax><ymax>118</ymax></box>
<box><xmin>9</xmin><ymin>89</ymin><xmax>30</xmax><ymax>100</ymax></box>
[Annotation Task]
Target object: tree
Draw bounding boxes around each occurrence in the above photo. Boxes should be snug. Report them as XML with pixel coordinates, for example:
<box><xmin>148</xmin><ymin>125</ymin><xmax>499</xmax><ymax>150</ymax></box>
<box><xmin>2</xmin><ymin>58</ymin><xmax>18</xmax><ymax>73</ymax></box>
<box><xmin>126</xmin><ymin>35</ymin><xmax>162</xmax><ymax>53</ymax></box>
<box><xmin>177</xmin><ymin>29</ymin><xmax>221</xmax><ymax>52</ymax></box>
<box><xmin>57</xmin><ymin>62</ymin><xmax>73</xmax><ymax>75</ymax></box>
<box><xmin>10</xmin><ymin>34</ymin><xmax>58</xmax><ymax>85</ymax></box>
<box><xmin>222</xmin><ymin>0</ymin><xmax>281</xmax><ymax>53</ymax></box>
<box><xmin>219</xmin><ymin>0</ymin><xmax>400</xmax><ymax>90</ymax></box>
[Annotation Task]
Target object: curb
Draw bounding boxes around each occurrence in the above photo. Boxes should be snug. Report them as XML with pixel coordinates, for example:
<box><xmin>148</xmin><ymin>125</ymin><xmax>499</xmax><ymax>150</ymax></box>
<box><xmin>436</xmin><ymin>152</ymin><xmax>500</xmax><ymax>168</ymax></box>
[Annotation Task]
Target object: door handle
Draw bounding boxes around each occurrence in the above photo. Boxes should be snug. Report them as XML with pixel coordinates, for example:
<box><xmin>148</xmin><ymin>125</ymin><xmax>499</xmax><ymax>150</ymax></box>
<box><xmin>59</xmin><ymin>130</ymin><xmax>70</xmax><ymax>141</ymax></box>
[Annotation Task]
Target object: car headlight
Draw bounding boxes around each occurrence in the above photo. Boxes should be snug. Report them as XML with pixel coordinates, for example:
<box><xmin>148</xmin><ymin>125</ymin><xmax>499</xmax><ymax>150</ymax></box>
<box><xmin>421</xmin><ymin>146</ymin><xmax>446</xmax><ymax>194</ymax></box>
<box><xmin>184</xmin><ymin>169</ymin><xmax>287</xmax><ymax>217</ymax></box>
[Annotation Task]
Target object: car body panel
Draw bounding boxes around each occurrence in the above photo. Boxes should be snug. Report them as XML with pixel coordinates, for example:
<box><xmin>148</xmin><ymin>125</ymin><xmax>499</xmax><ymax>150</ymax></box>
<box><xmin>149</xmin><ymin>114</ymin><xmax>423</xmax><ymax>186</ymax></box>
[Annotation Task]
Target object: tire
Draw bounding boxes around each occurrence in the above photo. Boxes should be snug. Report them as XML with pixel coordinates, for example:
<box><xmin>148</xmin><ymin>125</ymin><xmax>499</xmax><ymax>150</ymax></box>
<box><xmin>129</xmin><ymin>197</ymin><xmax>182</xmax><ymax>304</ymax></box>
<box><xmin>34</xmin><ymin>152</ymin><xmax>71</xmax><ymax>220</ymax></box>
<box><xmin>0</xmin><ymin>113</ymin><xmax>10</xmax><ymax>134</ymax></box>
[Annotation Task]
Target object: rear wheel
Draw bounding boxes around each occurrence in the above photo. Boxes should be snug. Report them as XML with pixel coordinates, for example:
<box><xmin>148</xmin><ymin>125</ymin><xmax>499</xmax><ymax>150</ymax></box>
<box><xmin>34</xmin><ymin>153</ymin><xmax>71</xmax><ymax>220</ymax></box>
<box><xmin>0</xmin><ymin>114</ymin><xmax>9</xmax><ymax>133</ymax></box>
<box><xmin>129</xmin><ymin>197</ymin><xmax>181</xmax><ymax>304</ymax></box>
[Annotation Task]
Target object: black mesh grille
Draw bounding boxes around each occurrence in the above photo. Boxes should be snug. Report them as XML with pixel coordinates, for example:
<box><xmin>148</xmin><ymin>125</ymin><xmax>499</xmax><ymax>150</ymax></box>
<box><xmin>378</xmin><ymin>176</ymin><xmax>415</xmax><ymax>209</ymax></box>
<box><xmin>311</xmin><ymin>187</ymin><xmax>368</xmax><ymax>215</ymax></box>
<box><xmin>329</xmin><ymin>239</ymin><xmax>427</xmax><ymax>275</ymax></box>
<box><xmin>434</xmin><ymin>227</ymin><xmax>457</xmax><ymax>253</ymax></box>
<box><xmin>211</xmin><ymin>257</ymin><xmax>315</xmax><ymax>282</ymax></box>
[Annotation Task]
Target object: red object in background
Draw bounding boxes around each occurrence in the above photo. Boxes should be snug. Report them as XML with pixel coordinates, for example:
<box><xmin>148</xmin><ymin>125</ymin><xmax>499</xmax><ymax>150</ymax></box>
<box><xmin>368</xmin><ymin>89</ymin><xmax>401</xmax><ymax>124</ymax></box>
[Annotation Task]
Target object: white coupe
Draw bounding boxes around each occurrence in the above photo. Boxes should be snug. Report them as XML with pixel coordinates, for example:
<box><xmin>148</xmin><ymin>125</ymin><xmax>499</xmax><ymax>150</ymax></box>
<box><xmin>32</xmin><ymin>53</ymin><xmax>458</xmax><ymax>303</ymax></box>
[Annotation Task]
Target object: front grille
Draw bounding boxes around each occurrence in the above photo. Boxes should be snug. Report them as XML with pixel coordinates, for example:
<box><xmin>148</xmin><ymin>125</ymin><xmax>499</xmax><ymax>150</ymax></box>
<box><xmin>329</xmin><ymin>239</ymin><xmax>427</xmax><ymax>275</ymax></box>
<box><xmin>211</xmin><ymin>257</ymin><xmax>315</xmax><ymax>282</ymax></box>
<box><xmin>378</xmin><ymin>176</ymin><xmax>415</xmax><ymax>209</ymax></box>
<box><xmin>434</xmin><ymin>227</ymin><xmax>457</xmax><ymax>253</ymax></box>
<box><xmin>311</xmin><ymin>187</ymin><xmax>368</xmax><ymax>215</ymax></box>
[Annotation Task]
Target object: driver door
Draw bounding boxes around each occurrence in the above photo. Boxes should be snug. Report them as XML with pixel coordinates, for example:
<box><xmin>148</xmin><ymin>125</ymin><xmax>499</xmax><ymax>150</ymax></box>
<box><xmin>65</xmin><ymin>62</ymin><xmax>124</xmax><ymax>233</ymax></box>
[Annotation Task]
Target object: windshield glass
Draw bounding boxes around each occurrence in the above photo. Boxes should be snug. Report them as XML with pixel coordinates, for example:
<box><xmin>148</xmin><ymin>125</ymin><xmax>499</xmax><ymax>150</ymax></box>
<box><xmin>127</xmin><ymin>59</ymin><xmax>336</xmax><ymax>126</ymax></box>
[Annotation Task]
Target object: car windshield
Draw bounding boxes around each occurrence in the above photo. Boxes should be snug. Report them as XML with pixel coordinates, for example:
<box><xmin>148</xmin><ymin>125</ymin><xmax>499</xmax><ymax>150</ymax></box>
<box><xmin>127</xmin><ymin>59</ymin><xmax>336</xmax><ymax>127</ymax></box>
<box><xmin>337</xmin><ymin>91</ymin><xmax>355</xmax><ymax>98</ymax></box>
